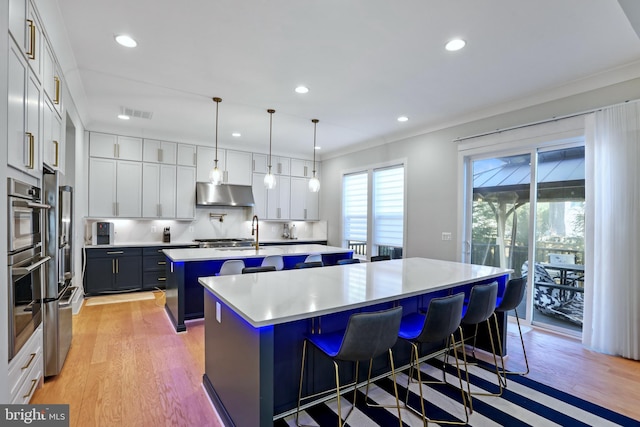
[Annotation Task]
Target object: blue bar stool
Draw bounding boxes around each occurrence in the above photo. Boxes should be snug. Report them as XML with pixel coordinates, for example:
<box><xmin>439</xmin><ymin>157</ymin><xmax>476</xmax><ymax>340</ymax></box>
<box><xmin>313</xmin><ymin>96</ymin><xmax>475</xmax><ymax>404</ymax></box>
<box><xmin>398</xmin><ymin>292</ymin><xmax>469</xmax><ymax>425</ymax></box>
<box><xmin>458</xmin><ymin>282</ymin><xmax>503</xmax><ymax>412</ymax></box>
<box><xmin>493</xmin><ymin>276</ymin><xmax>529</xmax><ymax>378</ymax></box>
<box><xmin>296</xmin><ymin>306</ymin><xmax>403</xmax><ymax>427</ymax></box>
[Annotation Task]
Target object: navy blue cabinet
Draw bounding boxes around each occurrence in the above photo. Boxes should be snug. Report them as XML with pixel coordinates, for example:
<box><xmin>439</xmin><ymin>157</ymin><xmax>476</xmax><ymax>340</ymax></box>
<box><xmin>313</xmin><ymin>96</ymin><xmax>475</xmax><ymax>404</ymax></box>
<box><xmin>84</xmin><ymin>247</ymin><xmax>142</xmax><ymax>295</ymax></box>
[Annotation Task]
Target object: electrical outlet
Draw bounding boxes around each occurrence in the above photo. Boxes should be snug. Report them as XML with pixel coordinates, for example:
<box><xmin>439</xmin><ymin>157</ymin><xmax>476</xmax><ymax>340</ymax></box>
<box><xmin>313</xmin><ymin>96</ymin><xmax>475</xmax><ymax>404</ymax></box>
<box><xmin>151</xmin><ymin>226</ymin><xmax>157</xmax><ymax>233</ymax></box>
<box><xmin>442</xmin><ymin>232</ymin><xmax>452</xmax><ymax>241</ymax></box>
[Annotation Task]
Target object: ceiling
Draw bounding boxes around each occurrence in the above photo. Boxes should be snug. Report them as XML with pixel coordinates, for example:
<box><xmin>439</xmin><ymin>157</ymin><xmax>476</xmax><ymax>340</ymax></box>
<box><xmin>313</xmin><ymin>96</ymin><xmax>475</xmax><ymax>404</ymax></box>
<box><xmin>53</xmin><ymin>0</ymin><xmax>640</xmax><ymax>159</ymax></box>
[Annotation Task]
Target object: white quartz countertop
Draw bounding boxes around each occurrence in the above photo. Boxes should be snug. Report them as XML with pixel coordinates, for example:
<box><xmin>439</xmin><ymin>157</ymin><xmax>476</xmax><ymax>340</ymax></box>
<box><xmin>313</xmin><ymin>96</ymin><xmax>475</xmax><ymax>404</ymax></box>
<box><xmin>163</xmin><ymin>244</ymin><xmax>351</xmax><ymax>262</ymax></box>
<box><xmin>84</xmin><ymin>241</ymin><xmax>196</xmax><ymax>249</ymax></box>
<box><xmin>198</xmin><ymin>257</ymin><xmax>512</xmax><ymax>328</ymax></box>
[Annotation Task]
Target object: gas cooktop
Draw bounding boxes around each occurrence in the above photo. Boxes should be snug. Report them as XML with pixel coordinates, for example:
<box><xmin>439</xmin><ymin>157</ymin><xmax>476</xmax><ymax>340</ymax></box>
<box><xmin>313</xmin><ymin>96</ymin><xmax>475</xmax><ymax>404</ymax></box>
<box><xmin>194</xmin><ymin>238</ymin><xmax>255</xmax><ymax>248</ymax></box>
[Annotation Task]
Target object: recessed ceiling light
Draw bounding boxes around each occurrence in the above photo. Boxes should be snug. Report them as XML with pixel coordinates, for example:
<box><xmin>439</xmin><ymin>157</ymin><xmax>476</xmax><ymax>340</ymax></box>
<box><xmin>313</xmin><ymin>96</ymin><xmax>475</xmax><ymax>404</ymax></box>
<box><xmin>397</xmin><ymin>116</ymin><xmax>409</xmax><ymax>122</ymax></box>
<box><xmin>117</xmin><ymin>114</ymin><xmax>130</xmax><ymax>120</ymax></box>
<box><xmin>295</xmin><ymin>86</ymin><xmax>309</xmax><ymax>94</ymax></box>
<box><xmin>232</xmin><ymin>132</ymin><xmax>241</xmax><ymax>137</ymax></box>
<box><xmin>445</xmin><ymin>39</ymin><xmax>466</xmax><ymax>51</ymax></box>
<box><xmin>115</xmin><ymin>34</ymin><xmax>137</xmax><ymax>48</ymax></box>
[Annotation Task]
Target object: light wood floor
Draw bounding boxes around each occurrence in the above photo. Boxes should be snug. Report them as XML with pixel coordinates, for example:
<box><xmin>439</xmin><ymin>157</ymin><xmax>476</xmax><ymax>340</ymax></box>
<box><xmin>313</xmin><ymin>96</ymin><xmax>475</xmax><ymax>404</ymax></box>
<box><xmin>31</xmin><ymin>295</ymin><xmax>640</xmax><ymax>426</ymax></box>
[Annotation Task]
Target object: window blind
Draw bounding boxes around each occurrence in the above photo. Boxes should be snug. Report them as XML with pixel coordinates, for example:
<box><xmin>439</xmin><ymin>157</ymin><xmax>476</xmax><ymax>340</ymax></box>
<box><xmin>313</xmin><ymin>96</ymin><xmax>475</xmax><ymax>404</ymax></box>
<box><xmin>343</xmin><ymin>172</ymin><xmax>368</xmax><ymax>242</ymax></box>
<box><xmin>373</xmin><ymin>166</ymin><xmax>404</xmax><ymax>247</ymax></box>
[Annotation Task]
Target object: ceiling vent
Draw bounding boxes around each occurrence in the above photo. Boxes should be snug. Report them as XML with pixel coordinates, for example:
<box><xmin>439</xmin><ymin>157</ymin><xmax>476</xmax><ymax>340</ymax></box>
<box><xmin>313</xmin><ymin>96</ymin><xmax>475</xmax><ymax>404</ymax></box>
<box><xmin>121</xmin><ymin>107</ymin><xmax>153</xmax><ymax>120</ymax></box>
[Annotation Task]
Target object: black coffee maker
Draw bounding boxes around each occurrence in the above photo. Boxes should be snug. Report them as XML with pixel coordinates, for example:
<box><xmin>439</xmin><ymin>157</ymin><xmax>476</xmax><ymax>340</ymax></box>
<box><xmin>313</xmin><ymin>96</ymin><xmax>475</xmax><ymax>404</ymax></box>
<box><xmin>163</xmin><ymin>227</ymin><xmax>171</xmax><ymax>243</ymax></box>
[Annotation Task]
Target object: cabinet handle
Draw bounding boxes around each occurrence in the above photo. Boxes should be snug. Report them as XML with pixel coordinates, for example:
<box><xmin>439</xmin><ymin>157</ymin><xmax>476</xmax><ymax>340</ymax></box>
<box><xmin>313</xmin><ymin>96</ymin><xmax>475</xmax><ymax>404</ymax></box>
<box><xmin>25</xmin><ymin>132</ymin><xmax>35</xmax><ymax>169</ymax></box>
<box><xmin>112</xmin><ymin>259</ymin><xmax>115</xmax><ymax>274</ymax></box>
<box><xmin>21</xmin><ymin>353</ymin><xmax>36</xmax><ymax>370</ymax></box>
<box><xmin>157</xmin><ymin>249</ymin><xmax>164</xmax><ymax>253</ymax></box>
<box><xmin>304</xmin><ymin>165</ymin><xmax>308</xmax><ymax>177</ymax></box>
<box><xmin>277</xmin><ymin>207</ymin><xmax>281</xmax><ymax>219</ymax></box>
<box><xmin>26</xmin><ymin>19</ymin><xmax>36</xmax><ymax>60</ymax></box>
<box><xmin>304</xmin><ymin>208</ymin><xmax>307</xmax><ymax>219</ymax></box>
<box><xmin>223</xmin><ymin>170</ymin><xmax>228</xmax><ymax>183</ymax></box>
<box><xmin>116</xmin><ymin>259</ymin><xmax>119</xmax><ymax>274</ymax></box>
<box><xmin>157</xmin><ymin>204</ymin><xmax>161</xmax><ymax>217</ymax></box>
<box><xmin>158</xmin><ymin>148</ymin><xmax>163</xmax><ymax>162</ymax></box>
<box><xmin>277</xmin><ymin>162</ymin><xmax>282</xmax><ymax>174</ymax></box>
<box><xmin>107</xmin><ymin>251</ymin><xmax>124</xmax><ymax>255</ymax></box>
<box><xmin>114</xmin><ymin>143</ymin><xmax>118</xmax><ymax>158</ymax></box>
<box><xmin>53</xmin><ymin>140</ymin><xmax>59</xmax><ymax>167</ymax></box>
<box><xmin>193</xmin><ymin>153</ymin><xmax>197</xmax><ymax>166</ymax></box>
<box><xmin>252</xmin><ymin>159</ymin><xmax>255</xmax><ymax>171</ymax></box>
<box><xmin>54</xmin><ymin>76</ymin><xmax>61</xmax><ymax>104</ymax></box>
<box><xmin>157</xmin><ymin>277</ymin><xmax>167</xmax><ymax>282</ymax></box>
<box><xmin>117</xmin><ymin>143</ymin><xmax>120</xmax><ymax>158</ymax></box>
<box><xmin>158</xmin><ymin>261</ymin><xmax>166</xmax><ymax>265</ymax></box>
<box><xmin>23</xmin><ymin>379</ymin><xmax>38</xmax><ymax>399</ymax></box>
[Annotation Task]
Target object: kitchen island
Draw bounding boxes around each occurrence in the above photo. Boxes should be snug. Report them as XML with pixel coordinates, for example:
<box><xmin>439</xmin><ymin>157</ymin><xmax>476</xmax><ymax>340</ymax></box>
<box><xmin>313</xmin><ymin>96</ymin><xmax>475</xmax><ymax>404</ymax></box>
<box><xmin>162</xmin><ymin>244</ymin><xmax>353</xmax><ymax>331</ymax></box>
<box><xmin>198</xmin><ymin>257</ymin><xmax>512</xmax><ymax>426</ymax></box>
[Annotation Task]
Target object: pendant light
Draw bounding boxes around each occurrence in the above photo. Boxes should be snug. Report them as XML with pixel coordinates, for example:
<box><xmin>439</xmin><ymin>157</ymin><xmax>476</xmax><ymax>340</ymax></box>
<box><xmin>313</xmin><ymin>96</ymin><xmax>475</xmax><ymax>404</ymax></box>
<box><xmin>264</xmin><ymin>109</ymin><xmax>277</xmax><ymax>189</ymax></box>
<box><xmin>308</xmin><ymin>119</ymin><xmax>320</xmax><ymax>192</ymax></box>
<box><xmin>209</xmin><ymin>97</ymin><xmax>223</xmax><ymax>185</ymax></box>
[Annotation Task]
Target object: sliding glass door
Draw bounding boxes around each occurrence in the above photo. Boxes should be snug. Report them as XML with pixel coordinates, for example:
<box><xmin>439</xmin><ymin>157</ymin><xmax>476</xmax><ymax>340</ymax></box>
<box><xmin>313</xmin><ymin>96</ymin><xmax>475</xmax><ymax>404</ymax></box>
<box><xmin>465</xmin><ymin>144</ymin><xmax>585</xmax><ymax>334</ymax></box>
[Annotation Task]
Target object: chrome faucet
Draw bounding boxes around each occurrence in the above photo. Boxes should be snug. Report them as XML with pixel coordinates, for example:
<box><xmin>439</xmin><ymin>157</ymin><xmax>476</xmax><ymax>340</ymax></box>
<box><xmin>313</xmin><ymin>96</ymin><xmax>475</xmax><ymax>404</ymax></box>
<box><xmin>251</xmin><ymin>215</ymin><xmax>259</xmax><ymax>250</ymax></box>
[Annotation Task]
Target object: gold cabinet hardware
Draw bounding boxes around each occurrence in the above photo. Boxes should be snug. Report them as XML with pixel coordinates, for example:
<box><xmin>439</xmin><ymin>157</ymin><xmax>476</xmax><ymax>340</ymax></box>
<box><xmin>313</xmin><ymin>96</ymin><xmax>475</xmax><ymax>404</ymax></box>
<box><xmin>107</xmin><ymin>251</ymin><xmax>124</xmax><ymax>255</ymax></box>
<box><xmin>26</xmin><ymin>19</ymin><xmax>36</xmax><ymax>60</ymax></box>
<box><xmin>23</xmin><ymin>379</ymin><xmax>38</xmax><ymax>399</ymax></box>
<box><xmin>21</xmin><ymin>353</ymin><xmax>36</xmax><ymax>370</ymax></box>
<box><xmin>157</xmin><ymin>277</ymin><xmax>167</xmax><ymax>282</ymax></box>
<box><xmin>54</xmin><ymin>76</ymin><xmax>61</xmax><ymax>104</ymax></box>
<box><xmin>53</xmin><ymin>140</ymin><xmax>59</xmax><ymax>167</ymax></box>
<box><xmin>116</xmin><ymin>259</ymin><xmax>119</xmax><ymax>274</ymax></box>
<box><xmin>158</xmin><ymin>261</ymin><xmax>166</xmax><ymax>265</ymax></box>
<box><xmin>112</xmin><ymin>259</ymin><xmax>115</xmax><ymax>274</ymax></box>
<box><xmin>25</xmin><ymin>132</ymin><xmax>35</xmax><ymax>169</ymax></box>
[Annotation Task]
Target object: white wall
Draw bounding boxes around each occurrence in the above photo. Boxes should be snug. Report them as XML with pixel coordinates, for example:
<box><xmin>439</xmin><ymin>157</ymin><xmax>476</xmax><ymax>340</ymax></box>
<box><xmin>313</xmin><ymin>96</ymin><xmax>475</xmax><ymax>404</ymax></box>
<box><xmin>321</xmin><ymin>77</ymin><xmax>640</xmax><ymax>262</ymax></box>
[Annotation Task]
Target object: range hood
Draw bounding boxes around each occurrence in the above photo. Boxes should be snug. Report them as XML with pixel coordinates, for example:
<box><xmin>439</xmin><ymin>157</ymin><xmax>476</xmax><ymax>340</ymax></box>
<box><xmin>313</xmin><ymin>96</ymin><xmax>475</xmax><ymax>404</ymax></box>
<box><xmin>196</xmin><ymin>182</ymin><xmax>255</xmax><ymax>207</ymax></box>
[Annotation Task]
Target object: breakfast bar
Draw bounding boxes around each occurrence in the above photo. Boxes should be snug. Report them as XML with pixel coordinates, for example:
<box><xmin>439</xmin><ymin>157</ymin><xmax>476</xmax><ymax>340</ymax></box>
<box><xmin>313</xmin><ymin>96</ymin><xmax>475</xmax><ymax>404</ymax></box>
<box><xmin>198</xmin><ymin>257</ymin><xmax>512</xmax><ymax>426</ymax></box>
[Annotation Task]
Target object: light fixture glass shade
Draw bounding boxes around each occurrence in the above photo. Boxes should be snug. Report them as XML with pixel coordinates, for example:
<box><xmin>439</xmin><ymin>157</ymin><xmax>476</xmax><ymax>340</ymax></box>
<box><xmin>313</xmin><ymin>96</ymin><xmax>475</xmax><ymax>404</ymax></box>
<box><xmin>209</xmin><ymin>166</ymin><xmax>223</xmax><ymax>185</ymax></box>
<box><xmin>264</xmin><ymin>172</ymin><xmax>277</xmax><ymax>189</ymax></box>
<box><xmin>308</xmin><ymin>175</ymin><xmax>320</xmax><ymax>192</ymax></box>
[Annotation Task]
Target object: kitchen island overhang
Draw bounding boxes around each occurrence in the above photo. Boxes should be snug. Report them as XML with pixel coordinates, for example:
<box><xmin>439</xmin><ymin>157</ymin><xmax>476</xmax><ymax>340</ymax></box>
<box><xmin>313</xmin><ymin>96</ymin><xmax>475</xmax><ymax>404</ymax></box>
<box><xmin>198</xmin><ymin>258</ymin><xmax>512</xmax><ymax>426</ymax></box>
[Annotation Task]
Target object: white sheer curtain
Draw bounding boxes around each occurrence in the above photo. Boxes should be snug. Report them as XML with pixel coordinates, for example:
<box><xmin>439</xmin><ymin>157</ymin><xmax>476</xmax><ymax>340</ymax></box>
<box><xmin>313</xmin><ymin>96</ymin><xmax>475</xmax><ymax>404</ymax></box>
<box><xmin>584</xmin><ymin>101</ymin><xmax>640</xmax><ymax>360</ymax></box>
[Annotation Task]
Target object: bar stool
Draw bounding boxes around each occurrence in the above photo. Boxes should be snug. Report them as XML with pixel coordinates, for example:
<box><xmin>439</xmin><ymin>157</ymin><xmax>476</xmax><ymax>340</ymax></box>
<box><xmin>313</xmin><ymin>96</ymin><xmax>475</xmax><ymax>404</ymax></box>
<box><xmin>261</xmin><ymin>255</ymin><xmax>284</xmax><ymax>270</ymax></box>
<box><xmin>397</xmin><ymin>292</ymin><xmax>469</xmax><ymax>425</ymax></box>
<box><xmin>218</xmin><ymin>259</ymin><xmax>245</xmax><ymax>276</ymax></box>
<box><xmin>305</xmin><ymin>254</ymin><xmax>322</xmax><ymax>263</ymax></box>
<box><xmin>242</xmin><ymin>266</ymin><xmax>276</xmax><ymax>274</ymax></box>
<box><xmin>458</xmin><ymin>282</ymin><xmax>503</xmax><ymax>412</ymax></box>
<box><xmin>337</xmin><ymin>258</ymin><xmax>360</xmax><ymax>265</ymax></box>
<box><xmin>296</xmin><ymin>306</ymin><xmax>403</xmax><ymax>427</ymax></box>
<box><xmin>493</xmin><ymin>276</ymin><xmax>529</xmax><ymax>378</ymax></box>
<box><xmin>295</xmin><ymin>261</ymin><xmax>323</xmax><ymax>269</ymax></box>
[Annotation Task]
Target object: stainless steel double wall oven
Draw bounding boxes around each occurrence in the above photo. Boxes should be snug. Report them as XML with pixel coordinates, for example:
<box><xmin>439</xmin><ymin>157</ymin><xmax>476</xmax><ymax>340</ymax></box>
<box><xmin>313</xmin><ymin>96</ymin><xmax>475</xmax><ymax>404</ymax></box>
<box><xmin>8</xmin><ymin>178</ymin><xmax>51</xmax><ymax>361</ymax></box>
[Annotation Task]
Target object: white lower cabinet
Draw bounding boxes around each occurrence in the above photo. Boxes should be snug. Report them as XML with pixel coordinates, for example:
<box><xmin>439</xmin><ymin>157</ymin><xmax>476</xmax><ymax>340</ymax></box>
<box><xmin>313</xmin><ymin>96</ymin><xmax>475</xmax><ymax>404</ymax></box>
<box><xmin>89</xmin><ymin>158</ymin><xmax>142</xmax><ymax>217</ymax></box>
<box><xmin>142</xmin><ymin>163</ymin><xmax>177</xmax><ymax>218</ymax></box>
<box><xmin>9</xmin><ymin>325</ymin><xmax>43</xmax><ymax>404</ymax></box>
<box><xmin>176</xmin><ymin>166</ymin><xmax>196</xmax><ymax>219</ymax></box>
<box><xmin>290</xmin><ymin>177</ymin><xmax>319</xmax><ymax>220</ymax></box>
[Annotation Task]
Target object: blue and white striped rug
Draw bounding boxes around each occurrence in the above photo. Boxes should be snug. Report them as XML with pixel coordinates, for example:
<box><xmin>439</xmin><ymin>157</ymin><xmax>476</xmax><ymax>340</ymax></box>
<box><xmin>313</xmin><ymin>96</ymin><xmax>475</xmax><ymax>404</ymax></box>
<box><xmin>276</xmin><ymin>359</ymin><xmax>640</xmax><ymax>426</ymax></box>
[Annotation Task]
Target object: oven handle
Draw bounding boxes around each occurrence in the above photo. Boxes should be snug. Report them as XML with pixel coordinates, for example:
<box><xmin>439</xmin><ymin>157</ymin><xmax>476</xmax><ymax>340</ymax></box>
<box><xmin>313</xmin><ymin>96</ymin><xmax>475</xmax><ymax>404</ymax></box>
<box><xmin>59</xmin><ymin>286</ymin><xmax>77</xmax><ymax>307</ymax></box>
<box><xmin>11</xmin><ymin>200</ymin><xmax>51</xmax><ymax>210</ymax></box>
<box><xmin>11</xmin><ymin>256</ymin><xmax>51</xmax><ymax>276</ymax></box>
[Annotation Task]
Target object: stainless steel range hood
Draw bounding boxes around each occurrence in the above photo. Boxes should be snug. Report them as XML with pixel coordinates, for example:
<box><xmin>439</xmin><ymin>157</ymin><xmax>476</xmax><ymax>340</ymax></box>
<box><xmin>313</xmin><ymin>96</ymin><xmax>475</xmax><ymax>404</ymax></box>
<box><xmin>196</xmin><ymin>182</ymin><xmax>255</xmax><ymax>207</ymax></box>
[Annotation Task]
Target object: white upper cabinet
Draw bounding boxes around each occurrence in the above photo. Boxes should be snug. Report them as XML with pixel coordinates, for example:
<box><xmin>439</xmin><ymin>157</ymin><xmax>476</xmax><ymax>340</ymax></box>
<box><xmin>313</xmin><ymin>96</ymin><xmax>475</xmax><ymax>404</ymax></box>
<box><xmin>90</xmin><ymin>133</ymin><xmax>142</xmax><ymax>161</ymax></box>
<box><xmin>251</xmin><ymin>172</ymin><xmax>267</xmax><ymax>219</ymax></box>
<box><xmin>177</xmin><ymin>143</ymin><xmax>197</xmax><ymax>167</ymax></box>
<box><xmin>88</xmin><ymin>158</ymin><xmax>142</xmax><ymax>218</ymax></box>
<box><xmin>43</xmin><ymin>98</ymin><xmax>63</xmax><ymax>172</ymax></box>
<box><xmin>290</xmin><ymin>177</ymin><xmax>319</xmax><ymax>220</ymax></box>
<box><xmin>252</xmin><ymin>153</ymin><xmax>267</xmax><ymax>173</ymax></box>
<box><xmin>8</xmin><ymin>40</ymin><xmax>42</xmax><ymax>179</ymax></box>
<box><xmin>291</xmin><ymin>159</ymin><xmax>313</xmax><ymax>178</ymax></box>
<box><xmin>225</xmin><ymin>149</ymin><xmax>252</xmax><ymax>185</ymax></box>
<box><xmin>143</xmin><ymin>139</ymin><xmax>177</xmax><ymax>164</ymax></box>
<box><xmin>273</xmin><ymin>156</ymin><xmax>290</xmax><ymax>175</ymax></box>
<box><xmin>267</xmin><ymin>175</ymin><xmax>291</xmax><ymax>220</ymax></box>
<box><xmin>142</xmin><ymin>163</ymin><xmax>176</xmax><ymax>218</ymax></box>
<box><xmin>42</xmin><ymin>39</ymin><xmax>62</xmax><ymax>113</ymax></box>
<box><xmin>9</xmin><ymin>0</ymin><xmax>27</xmax><ymax>52</ymax></box>
<box><xmin>196</xmin><ymin>146</ymin><xmax>223</xmax><ymax>182</ymax></box>
<box><xmin>176</xmin><ymin>166</ymin><xmax>196</xmax><ymax>219</ymax></box>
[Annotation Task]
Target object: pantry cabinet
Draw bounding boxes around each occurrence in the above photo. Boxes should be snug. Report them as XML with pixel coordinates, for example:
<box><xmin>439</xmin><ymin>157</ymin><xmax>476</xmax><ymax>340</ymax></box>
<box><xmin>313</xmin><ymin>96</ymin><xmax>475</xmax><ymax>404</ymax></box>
<box><xmin>267</xmin><ymin>175</ymin><xmax>291</xmax><ymax>220</ymax></box>
<box><xmin>176</xmin><ymin>166</ymin><xmax>196</xmax><ymax>219</ymax></box>
<box><xmin>88</xmin><ymin>158</ymin><xmax>142</xmax><ymax>218</ymax></box>
<box><xmin>142</xmin><ymin>163</ymin><xmax>177</xmax><ymax>218</ymax></box>
<box><xmin>290</xmin><ymin>177</ymin><xmax>319</xmax><ymax>220</ymax></box>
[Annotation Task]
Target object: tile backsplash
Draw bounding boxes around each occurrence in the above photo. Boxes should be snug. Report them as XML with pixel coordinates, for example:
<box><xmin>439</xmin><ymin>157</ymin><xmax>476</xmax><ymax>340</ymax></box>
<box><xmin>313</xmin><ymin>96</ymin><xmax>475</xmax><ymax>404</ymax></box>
<box><xmin>84</xmin><ymin>207</ymin><xmax>327</xmax><ymax>245</ymax></box>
